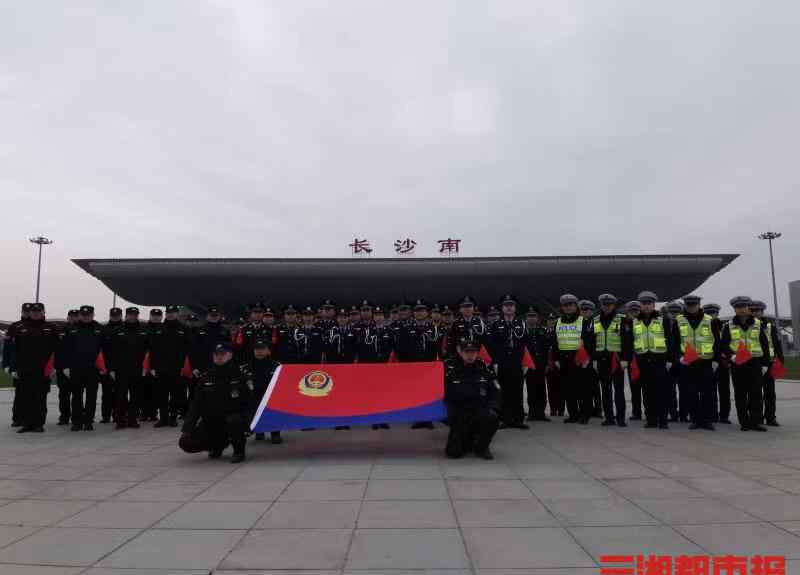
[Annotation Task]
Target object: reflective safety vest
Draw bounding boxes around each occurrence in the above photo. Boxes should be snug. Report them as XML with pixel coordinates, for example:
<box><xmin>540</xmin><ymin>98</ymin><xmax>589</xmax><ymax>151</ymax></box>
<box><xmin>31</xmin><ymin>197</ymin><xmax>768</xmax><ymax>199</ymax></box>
<box><xmin>556</xmin><ymin>317</ymin><xmax>583</xmax><ymax>351</ymax></box>
<box><xmin>765</xmin><ymin>321</ymin><xmax>775</xmax><ymax>356</ymax></box>
<box><xmin>676</xmin><ymin>314</ymin><xmax>715</xmax><ymax>359</ymax></box>
<box><xmin>729</xmin><ymin>318</ymin><xmax>763</xmax><ymax>357</ymax></box>
<box><xmin>633</xmin><ymin>317</ymin><xmax>667</xmax><ymax>354</ymax></box>
<box><xmin>594</xmin><ymin>315</ymin><xmax>622</xmax><ymax>352</ymax></box>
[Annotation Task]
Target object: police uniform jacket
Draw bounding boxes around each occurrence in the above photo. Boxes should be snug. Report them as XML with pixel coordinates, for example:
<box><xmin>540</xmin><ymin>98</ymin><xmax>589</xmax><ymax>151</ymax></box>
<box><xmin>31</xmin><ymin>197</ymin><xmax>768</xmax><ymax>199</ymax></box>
<box><xmin>326</xmin><ymin>325</ymin><xmax>357</xmax><ymax>363</ymax></box>
<box><xmin>719</xmin><ymin>316</ymin><xmax>771</xmax><ymax>367</ymax></box>
<box><xmin>488</xmin><ymin>317</ymin><xmax>527</xmax><ymax>367</ymax></box>
<box><xmin>1</xmin><ymin>318</ymin><xmax>24</xmax><ymax>371</ymax></box>
<box><xmin>8</xmin><ymin>318</ymin><xmax>59</xmax><ymax>376</ymax></box>
<box><xmin>446</xmin><ymin>316</ymin><xmax>486</xmax><ymax>357</ymax></box>
<box><xmin>107</xmin><ymin>321</ymin><xmax>150</xmax><ymax>373</ymax></box>
<box><xmin>190</xmin><ymin>321</ymin><xmax>231</xmax><ymax>373</ymax></box>
<box><xmin>294</xmin><ymin>324</ymin><xmax>325</xmax><ymax>363</ymax></box>
<box><xmin>273</xmin><ymin>322</ymin><xmax>299</xmax><ymax>363</ymax></box>
<box><xmin>357</xmin><ymin>323</ymin><xmax>395</xmax><ymax>362</ymax></box>
<box><xmin>524</xmin><ymin>324</ymin><xmax>549</xmax><ymax>368</ymax></box>
<box><xmin>61</xmin><ymin>320</ymin><xmax>105</xmax><ymax>370</ymax></box>
<box><xmin>149</xmin><ymin>319</ymin><xmax>190</xmax><ymax>374</ymax></box>
<box><xmin>550</xmin><ymin>313</ymin><xmax>596</xmax><ymax>360</ymax></box>
<box><xmin>620</xmin><ymin>311</ymin><xmax>679</xmax><ymax>363</ymax></box>
<box><xmin>182</xmin><ymin>361</ymin><xmax>251</xmax><ymax>432</ymax></box>
<box><xmin>444</xmin><ymin>357</ymin><xmax>502</xmax><ymax>414</ymax></box>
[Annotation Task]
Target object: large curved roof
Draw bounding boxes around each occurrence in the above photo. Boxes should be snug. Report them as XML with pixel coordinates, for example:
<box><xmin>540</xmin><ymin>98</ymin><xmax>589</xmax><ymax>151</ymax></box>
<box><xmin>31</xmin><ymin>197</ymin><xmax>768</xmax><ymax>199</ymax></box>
<box><xmin>73</xmin><ymin>254</ymin><xmax>737</xmax><ymax>313</ymax></box>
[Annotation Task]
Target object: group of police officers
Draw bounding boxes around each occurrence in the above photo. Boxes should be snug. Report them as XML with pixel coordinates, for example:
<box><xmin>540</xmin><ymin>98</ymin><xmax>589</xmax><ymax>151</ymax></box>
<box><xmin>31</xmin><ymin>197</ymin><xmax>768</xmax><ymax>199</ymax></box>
<box><xmin>2</xmin><ymin>290</ymin><xmax>784</xmax><ymax>462</ymax></box>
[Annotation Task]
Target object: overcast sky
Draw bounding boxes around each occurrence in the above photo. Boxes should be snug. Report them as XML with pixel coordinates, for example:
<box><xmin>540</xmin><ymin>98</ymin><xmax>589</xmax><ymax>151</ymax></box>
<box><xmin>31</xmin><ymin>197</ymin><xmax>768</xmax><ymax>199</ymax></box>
<box><xmin>1</xmin><ymin>1</ymin><xmax>798</xmax><ymax>320</ymax></box>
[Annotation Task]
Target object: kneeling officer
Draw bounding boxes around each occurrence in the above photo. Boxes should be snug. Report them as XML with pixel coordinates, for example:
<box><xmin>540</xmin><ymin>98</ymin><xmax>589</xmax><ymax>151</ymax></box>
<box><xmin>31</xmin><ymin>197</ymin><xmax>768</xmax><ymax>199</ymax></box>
<box><xmin>444</xmin><ymin>338</ymin><xmax>502</xmax><ymax>460</ymax></box>
<box><xmin>179</xmin><ymin>342</ymin><xmax>251</xmax><ymax>463</ymax></box>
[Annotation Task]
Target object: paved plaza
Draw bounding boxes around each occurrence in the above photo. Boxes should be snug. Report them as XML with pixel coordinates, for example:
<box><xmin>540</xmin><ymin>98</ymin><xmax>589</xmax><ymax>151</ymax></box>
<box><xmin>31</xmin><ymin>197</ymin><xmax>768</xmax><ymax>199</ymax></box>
<box><xmin>0</xmin><ymin>383</ymin><xmax>799</xmax><ymax>575</ymax></box>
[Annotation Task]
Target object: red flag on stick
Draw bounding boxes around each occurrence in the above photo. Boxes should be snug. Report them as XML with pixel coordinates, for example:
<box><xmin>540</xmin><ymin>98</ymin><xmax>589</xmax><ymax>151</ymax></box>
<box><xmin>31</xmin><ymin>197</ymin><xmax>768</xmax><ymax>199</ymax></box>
<box><xmin>388</xmin><ymin>351</ymin><xmax>398</xmax><ymax>363</ymax></box>
<box><xmin>43</xmin><ymin>353</ymin><xmax>55</xmax><ymax>378</ymax></box>
<box><xmin>682</xmin><ymin>343</ymin><xmax>700</xmax><ymax>366</ymax></box>
<box><xmin>734</xmin><ymin>340</ymin><xmax>752</xmax><ymax>366</ymax></box>
<box><xmin>630</xmin><ymin>356</ymin><xmax>641</xmax><ymax>382</ymax></box>
<box><xmin>479</xmin><ymin>345</ymin><xmax>493</xmax><ymax>365</ymax></box>
<box><xmin>574</xmin><ymin>345</ymin><xmax>590</xmax><ymax>367</ymax></box>
<box><xmin>522</xmin><ymin>348</ymin><xmax>536</xmax><ymax>369</ymax></box>
<box><xmin>95</xmin><ymin>351</ymin><xmax>107</xmax><ymax>375</ymax></box>
<box><xmin>142</xmin><ymin>351</ymin><xmax>151</xmax><ymax>372</ymax></box>
<box><xmin>610</xmin><ymin>352</ymin><xmax>619</xmax><ymax>374</ymax></box>
<box><xmin>770</xmin><ymin>359</ymin><xmax>787</xmax><ymax>379</ymax></box>
<box><xmin>180</xmin><ymin>356</ymin><xmax>192</xmax><ymax>378</ymax></box>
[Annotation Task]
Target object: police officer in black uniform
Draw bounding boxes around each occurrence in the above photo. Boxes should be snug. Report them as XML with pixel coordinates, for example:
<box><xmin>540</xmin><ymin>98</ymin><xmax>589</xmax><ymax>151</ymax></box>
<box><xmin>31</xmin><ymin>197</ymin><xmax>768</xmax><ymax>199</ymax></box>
<box><xmin>234</xmin><ymin>303</ymin><xmax>269</xmax><ymax>363</ymax></box>
<box><xmin>488</xmin><ymin>294</ymin><xmax>528</xmax><ymax>429</ymax></box>
<box><xmin>274</xmin><ymin>304</ymin><xmax>300</xmax><ymax>363</ymax></box>
<box><xmin>54</xmin><ymin>309</ymin><xmax>79</xmax><ymax>425</ymax></box>
<box><xmin>140</xmin><ymin>309</ymin><xmax>163</xmax><ymax>421</ymax></box>
<box><xmin>579</xmin><ymin>299</ymin><xmax>603</xmax><ymax>418</ymax></box>
<box><xmin>703</xmin><ymin>303</ymin><xmax>731</xmax><ymax>424</ymax></box>
<box><xmin>295</xmin><ymin>306</ymin><xmax>325</xmax><ymax>363</ymax></box>
<box><xmin>180</xmin><ymin>342</ymin><xmax>251</xmax><ymax>463</ymax></box>
<box><xmin>358</xmin><ymin>306</ymin><xmax>394</xmax><ymax>363</ymax></box>
<box><xmin>625</xmin><ymin>300</ymin><xmax>644</xmax><ymax>420</ymax></box>
<box><xmin>444</xmin><ymin>338</ymin><xmax>502</xmax><ymax>460</ymax></box>
<box><xmin>99</xmin><ymin>307</ymin><xmax>123</xmax><ymax>423</ymax></box>
<box><xmin>61</xmin><ymin>305</ymin><xmax>105</xmax><ymax>430</ymax></box>
<box><xmin>326</xmin><ymin>308</ymin><xmax>357</xmax><ymax>363</ymax></box>
<box><xmin>8</xmin><ymin>303</ymin><xmax>59</xmax><ymax>432</ymax></box>
<box><xmin>190</xmin><ymin>306</ymin><xmax>230</xmax><ymax>379</ymax></box>
<box><xmin>151</xmin><ymin>305</ymin><xmax>190</xmax><ymax>427</ymax></box>
<box><xmin>551</xmin><ymin>294</ymin><xmax>596</xmax><ymax>424</ymax></box>
<box><xmin>241</xmin><ymin>338</ymin><xmax>282</xmax><ymax>444</ymax></box>
<box><xmin>523</xmin><ymin>306</ymin><xmax>549</xmax><ymax>421</ymax></box>
<box><xmin>107</xmin><ymin>307</ymin><xmax>150</xmax><ymax>429</ymax></box>
<box><xmin>750</xmin><ymin>300</ymin><xmax>783</xmax><ymax>426</ymax></box>
<box><xmin>3</xmin><ymin>303</ymin><xmax>33</xmax><ymax>427</ymax></box>
<box><xmin>447</xmin><ymin>296</ymin><xmax>487</xmax><ymax>358</ymax></box>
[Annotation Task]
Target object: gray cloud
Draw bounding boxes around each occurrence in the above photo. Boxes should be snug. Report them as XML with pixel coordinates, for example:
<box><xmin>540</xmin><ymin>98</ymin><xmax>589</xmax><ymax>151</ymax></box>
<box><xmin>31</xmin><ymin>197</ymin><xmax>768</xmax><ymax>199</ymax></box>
<box><xmin>1</xmin><ymin>0</ymin><xmax>798</xmax><ymax>319</ymax></box>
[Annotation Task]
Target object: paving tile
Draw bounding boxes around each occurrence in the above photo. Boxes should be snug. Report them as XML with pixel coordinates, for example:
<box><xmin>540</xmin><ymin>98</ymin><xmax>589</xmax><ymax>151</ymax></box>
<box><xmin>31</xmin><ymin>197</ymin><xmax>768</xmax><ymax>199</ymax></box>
<box><xmin>194</xmin><ymin>478</ymin><xmax>290</xmax><ymax>501</ymax></box>
<box><xmin>524</xmin><ymin>479</ymin><xmax>614</xmax><ymax>500</ymax></box>
<box><xmin>545</xmin><ymin>497</ymin><xmax>659</xmax><ymax>526</ymax></box>
<box><xmin>156</xmin><ymin>501</ymin><xmax>271</xmax><ymax>529</ymax></box>
<box><xmin>511</xmin><ymin>463</ymin><xmax>590</xmax><ymax>480</ymax></box>
<box><xmin>31</xmin><ymin>480</ymin><xmax>136</xmax><ymax>500</ymax></box>
<box><xmin>0</xmin><ymin>527</ymin><xmax>138</xmax><ymax>566</ymax></box>
<box><xmin>684</xmin><ymin>476</ymin><xmax>784</xmax><ymax>497</ymax></box>
<box><xmin>113</xmin><ymin>481</ymin><xmax>211</xmax><ymax>501</ymax></box>
<box><xmin>463</xmin><ymin>527</ymin><xmax>595</xmax><ymax>569</ymax></box>
<box><xmin>98</xmin><ymin>529</ymin><xmax>244</xmax><ymax>569</ymax></box>
<box><xmin>11</xmin><ymin>466</ymin><xmax>93</xmax><ymax>481</ymax></box>
<box><xmin>0</xmin><ymin>525</ymin><xmax>39</xmax><ymax>548</ymax></box>
<box><xmin>777</xmin><ymin>521</ymin><xmax>800</xmax><ymax>534</ymax></box>
<box><xmin>448</xmin><ymin>479</ymin><xmax>532</xmax><ymax>499</ymax></box>
<box><xmin>453</xmin><ymin>499</ymin><xmax>558</xmax><ymax>527</ymax></box>
<box><xmin>646</xmin><ymin>461</ymin><xmax>731</xmax><ymax>478</ymax></box>
<box><xmin>370</xmin><ymin>463</ymin><xmax>443</xmax><ymax>479</ymax></box>
<box><xmin>222</xmin><ymin>529</ymin><xmax>351</xmax><ymax>570</ymax></box>
<box><xmin>581</xmin><ymin>462</ymin><xmax>662</xmax><ymax>479</ymax></box>
<box><xmin>633</xmin><ymin>496</ymin><xmax>758</xmax><ymax>524</ymax></box>
<box><xmin>147</xmin><ymin>465</ymin><xmax>236</xmax><ymax>482</ymax></box>
<box><xmin>296</xmin><ymin>464</ymin><xmax>372</xmax><ymax>480</ymax></box>
<box><xmin>0</xmin><ymin>499</ymin><xmax>94</xmax><ymax>526</ymax></box>
<box><xmin>0</xmin><ymin>465</ymin><xmax>37</xmax><ymax>479</ymax></box>
<box><xmin>279</xmin><ymin>480</ymin><xmax>366</xmax><ymax>501</ymax></box>
<box><xmin>357</xmin><ymin>500</ymin><xmax>456</xmax><ymax>528</ymax></box>
<box><xmin>722</xmin><ymin>494</ymin><xmax>800</xmax><ymax>521</ymax></box>
<box><xmin>58</xmin><ymin>500</ymin><xmax>182</xmax><ymax>528</ymax></box>
<box><xmin>605</xmin><ymin>477</ymin><xmax>702</xmax><ymax>499</ymax></box>
<box><xmin>365</xmin><ymin>479</ymin><xmax>448</xmax><ymax>500</ymax></box>
<box><xmin>0</xmin><ymin>480</ymin><xmax>47</xmax><ymax>499</ymax></box>
<box><xmin>677</xmin><ymin>522</ymin><xmax>800</xmax><ymax>559</ymax></box>
<box><xmin>79</xmin><ymin>466</ymin><xmax>165</xmax><ymax>482</ymax></box>
<box><xmin>441</xmin><ymin>462</ymin><xmax>517</xmax><ymax>479</ymax></box>
<box><xmin>85</xmin><ymin>570</ymin><xmax>207</xmax><ymax>575</ymax></box>
<box><xmin>0</xmin><ymin>567</ymin><xmax>84</xmax><ymax>575</ymax></box>
<box><xmin>256</xmin><ymin>501</ymin><xmax>360</xmax><ymax>529</ymax></box>
<box><xmin>568</xmin><ymin>525</ymin><xmax>704</xmax><ymax>560</ymax></box>
<box><xmin>758</xmin><ymin>474</ymin><xmax>800</xmax><ymax>494</ymax></box>
<box><xmin>716</xmin><ymin>459</ymin><xmax>799</xmax><ymax>476</ymax></box>
<box><xmin>347</xmin><ymin>528</ymin><xmax>469</xmax><ymax>569</ymax></box>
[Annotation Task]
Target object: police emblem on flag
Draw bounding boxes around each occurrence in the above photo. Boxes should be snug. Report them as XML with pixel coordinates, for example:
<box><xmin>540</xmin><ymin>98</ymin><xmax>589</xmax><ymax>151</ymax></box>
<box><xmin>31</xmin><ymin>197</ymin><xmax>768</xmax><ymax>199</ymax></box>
<box><xmin>298</xmin><ymin>370</ymin><xmax>334</xmax><ymax>397</ymax></box>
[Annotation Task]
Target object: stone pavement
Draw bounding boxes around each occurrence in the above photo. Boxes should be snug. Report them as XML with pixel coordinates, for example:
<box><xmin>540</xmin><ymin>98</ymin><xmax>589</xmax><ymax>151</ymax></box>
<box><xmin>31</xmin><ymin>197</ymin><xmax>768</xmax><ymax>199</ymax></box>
<box><xmin>0</xmin><ymin>382</ymin><xmax>799</xmax><ymax>575</ymax></box>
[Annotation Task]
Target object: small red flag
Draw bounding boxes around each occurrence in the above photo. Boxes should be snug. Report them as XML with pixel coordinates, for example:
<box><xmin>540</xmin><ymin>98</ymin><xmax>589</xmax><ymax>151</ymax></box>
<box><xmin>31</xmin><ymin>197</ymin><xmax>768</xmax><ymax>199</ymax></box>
<box><xmin>43</xmin><ymin>353</ymin><xmax>55</xmax><ymax>378</ymax></box>
<box><xmin>95</xmin><ymin>351</ymin><xmax>107</xmax><ymax>375</ymax></box>
<box><xmin>574</xmin><ymin>345</ymin><xmax>590</xmax><ymax>366</ymax></box>
<box><xmin>734</xmin><ymin>340</ymin><xmax>752</xmax><ymax>365</ymax></box>
<box><xmin>770</xmin><ymin>358</ymin><xmax>787</xmax><ymax>379</ymax></box>
<box><xmin>234</xmin><ymin>328</ymin><xmax>244</xmax><ymax>347</ymax></box>
<box><xmin>388</xmin><ymin>351</ymin><xmax>398</xmax><ymax>363</ymax></box>
<box><xmin>142</xmin><ymin>351</ymin><xmax>151</xmax><ymax>372</ymax></box>
<box><xmin>682</xmin><ymin>343</ymin><xmax>699</xmax><ymax>365</ymax></box>
<box><xmin>479</xmin><ymin>345</ymin><xmax>493</xmax><ymax>365</ymax></box>
<box><xmin>630</xmin><ymin>356</ymin><xmax>641</xmax><ymax>382</ymax></box>
<box><xmin>180</xmin><ymin>356</ymin><xmax>192</xmax><ymax>378</ymax></box>
<box><xmin>610</xmin><ymin>352</ymin><xmax>619</xmax><ymax>374</ymax></box>
<box><xmin>522</xmin><ymin>348</ymin><xmax>536</xmax><ymax>369</ymax></box>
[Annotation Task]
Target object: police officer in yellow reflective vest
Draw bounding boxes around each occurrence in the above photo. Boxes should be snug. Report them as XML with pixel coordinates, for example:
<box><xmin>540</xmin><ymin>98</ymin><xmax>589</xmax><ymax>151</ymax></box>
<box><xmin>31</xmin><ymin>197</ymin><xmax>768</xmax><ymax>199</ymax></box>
<box><xmin>593</xmin><ymin>294</ymin><xmax>630</xmax><ymax>427</ymax></box>
<box><xmin>551</xmin><ymin>294</ymin><xmax>595</xmax><ymax>424</ymax></box>
<box><xmin>748</xmin><ymin>300</ymin><xmax>781</xmax><ymax>427</ymax></box>
<box><xmin>624</xmin><ymin>291</ymin><xmax>679</xmax><ymax>429</ymax></box>
<box><xmin>720</xmin><ymin>296</ymin><xmax>771</xmax><ymax>432</ymax></box>
<box><xmin>675</xmin><ymin>295</ymin><xmax>720</xmax><ymax>430</ymax></box>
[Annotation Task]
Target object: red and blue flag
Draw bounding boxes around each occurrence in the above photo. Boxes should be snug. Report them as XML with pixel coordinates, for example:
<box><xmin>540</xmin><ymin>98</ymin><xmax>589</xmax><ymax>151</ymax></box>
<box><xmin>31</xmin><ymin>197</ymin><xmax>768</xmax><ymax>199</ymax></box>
<box><xmin>251</xmin><ymin>362</ymin><xmax>446</xmax><ymax>432</ymax></box>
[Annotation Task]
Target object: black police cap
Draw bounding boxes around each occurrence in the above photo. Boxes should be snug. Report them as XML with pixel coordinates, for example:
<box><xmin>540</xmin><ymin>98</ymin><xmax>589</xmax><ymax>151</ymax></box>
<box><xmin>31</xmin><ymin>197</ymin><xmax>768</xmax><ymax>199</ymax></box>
<box><xmin>284</xmin><ymin>304</ymin><xmax>297</xmax><ymax>313</ymax></box>
<box><xmin>80</xmin><ymin>305</ymin><xmax>94</xmax><ymax>314</ymax></box>
<box><xmin>349</xmin><ymin>305</ymin><xmax>360</xmax><ymax>314</ymax></box>
<box><xmin>68</xmin><ymin>309</ymin><xmax>79</xmax><ymax>316</ymax></box>
<box><xmin>166</xmin><ymin>305</ymin><xmax>180</xmax><ymax>313</ymax></box>
<box><xmin>30</xmin><ymin>303</ymin><xmax>45</xmax><ymax>312</ymax></box>
<box><xmin>360</xmin><ymin>299</ymin><xmax>373</xmax><ymax>310</ymax></box>
<box><xmin>125</xmin><ymin>307</ymin><xmax>139</xmax><ymax>315</ymax></box>
<box><xmin>458</xmin><ymin>296</ymin><xmax>476</xmax><ymax>307</ymax></box>
<box><xmin>487</xmin><ymin>305</ymin><xmax>500</xmax><ymax>314</ymax></box>
<box><xmin>253</xmin><ymin>338</ymin><xmax>271</xmax><ymax>349</ymax></box>
<box><xmin>501</xmin><ymin>294</ymin><xmax>517</xmax><ymax>305</ymax></box>
<box><xmin>413</xmin><ymin>298</ymin><xmax>429</xmax><ymax>310</ymax></box>
<box><xmin>337</xmin><ymin>307</ymin><xmax>348</xmax><ymax>316</ymax></box>
<box><xmin>109</xmin><ymin>307</ymin><xmax>122</xmax><ymax>315</ymax></box>
<box><xmin>301</xmin><ymin>305</ymin><xmax>315</xmax><ymax>315</ymax></box>
<box><xmin>207</xmin><ymin>306</ymin><xmax>221</xmax><ymax>314</ymax></box>
<box><xmin>22</xmin><ymin>303</ymin><xmax>34</xmax><ymax>312</ymax></box>
<box><xmin>150</xmin><ymin>309</ymin><xmax>163</xmax><ymax>316</ymax></box>
<box><xmin>397</xmin><ymin>301</ymin><xmax>411</xmax><ymax>310</ymax></box>
<box><xmin>250</xmin><ymin>302</ymin><xmax>265</xmax><ymax>312</ymax></box>
<box><xmin>459</xmin><ymin>338</ymin><xmax>481</xmax><ymax>352</ymax></box>
<box><xmin>373</xmin><ymin>306</ymin><xmax>385</xmax><ymax>314</ymax></box>
<box><xmin>214</xmin><ymin>342</ymin><xmax>233</xmax><ymax>353</ymax></box>
<box><xmin>525</xmin><ymin>306</ymin><xmax>539</xmax><ymax>316</ymax></box>
<box><xmin>321</xmin><ymin>299</ymin><xmax>336</xmax><ymax>309</ymax></box>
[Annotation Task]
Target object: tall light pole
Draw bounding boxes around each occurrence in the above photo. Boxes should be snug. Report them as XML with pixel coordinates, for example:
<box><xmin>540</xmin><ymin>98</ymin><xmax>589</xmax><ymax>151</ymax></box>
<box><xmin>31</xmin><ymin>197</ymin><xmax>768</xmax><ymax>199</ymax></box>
<box><xmin>758</xmin><ymin>231</ymin><xmax>782</xmax><ymax>323</ymax></box>
<box><xmin>29</xmin><ymin>236</ymin><xmax>54</xmax><ymax>303</ymax></box>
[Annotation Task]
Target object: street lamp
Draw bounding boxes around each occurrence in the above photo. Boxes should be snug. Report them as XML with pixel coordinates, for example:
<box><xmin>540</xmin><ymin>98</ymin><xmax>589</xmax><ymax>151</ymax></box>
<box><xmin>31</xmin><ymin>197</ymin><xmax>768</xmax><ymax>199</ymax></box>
<box><xmin>29</xmin><ymin>236</ymin><xmax>54</xmax><ymax>303</ymax></box>
<box><xmin>758</xmin><ymin>231</ymin><xmax>782</xmax><ymax>323</ymax></box>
